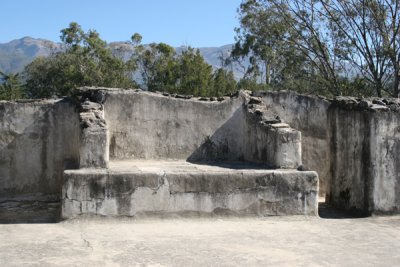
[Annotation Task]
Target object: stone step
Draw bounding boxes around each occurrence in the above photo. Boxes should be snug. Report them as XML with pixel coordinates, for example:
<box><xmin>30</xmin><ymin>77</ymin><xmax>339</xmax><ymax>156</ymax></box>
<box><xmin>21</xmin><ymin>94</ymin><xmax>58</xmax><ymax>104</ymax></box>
<box><xmin>62</xmin><ymin>161</ymin><xmax>319</xmax><ymax>219</ymax></box>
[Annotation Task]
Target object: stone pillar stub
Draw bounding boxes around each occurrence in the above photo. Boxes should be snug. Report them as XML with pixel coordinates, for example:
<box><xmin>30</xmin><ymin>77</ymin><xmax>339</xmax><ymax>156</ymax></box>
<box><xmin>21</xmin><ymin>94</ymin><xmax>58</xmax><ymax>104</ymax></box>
<box><xmin>78</xmin><ymin>100</ymin><xmax>109</xmax><ymax>168</ymax></box>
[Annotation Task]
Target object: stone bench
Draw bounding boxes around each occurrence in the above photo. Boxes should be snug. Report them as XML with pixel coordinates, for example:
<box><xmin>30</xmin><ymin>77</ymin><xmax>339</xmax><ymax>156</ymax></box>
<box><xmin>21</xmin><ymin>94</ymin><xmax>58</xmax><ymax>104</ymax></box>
<box><xmin>62</xmin><ymin>160</ymin><xmax>318</xmax><ymax>218</ymax></box>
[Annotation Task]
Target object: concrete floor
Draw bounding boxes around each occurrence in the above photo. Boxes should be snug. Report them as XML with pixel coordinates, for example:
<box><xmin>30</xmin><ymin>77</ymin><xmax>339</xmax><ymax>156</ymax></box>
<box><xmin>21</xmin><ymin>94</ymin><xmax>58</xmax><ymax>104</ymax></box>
<box><xmin>1</xmin><ymin>215</ymin><xmax>399</xmax><ymax>266</ymax></box>
<box><xmin>0</xmin><ymin>162</ymin><xmax>396</xmax><ymax>266</ymax></box>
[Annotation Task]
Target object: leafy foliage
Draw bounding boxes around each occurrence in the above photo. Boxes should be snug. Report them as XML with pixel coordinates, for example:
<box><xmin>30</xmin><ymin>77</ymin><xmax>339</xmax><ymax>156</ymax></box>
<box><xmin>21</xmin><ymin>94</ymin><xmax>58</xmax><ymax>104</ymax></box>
<box><xmin>176</xmin><ymin>48</ymin><xmax>214</xmax><ymax>96</ymax></box>
<box><xmin>21</xmin><ymin>22</ymin><xmax>237</xmax><ymax>99</ymax></box>
<box><xmin>234</xmin><ymin>0</ymin><xmax>400</xmax><ymax>97</ymax></box>
<box><xmin>131</xmin><ymin>39</ymin><xmax>237</xmax><ymax>96</ymax></box>
<box><xmin>212</xmin><ymin>68</ymin><xmax>237</xmax><ymax>96</ymax></box>
<box><xmin>133</xmin><ymin>42</ymin><xmax>178</xmax><ymax>92</ymax></box>
<box><xmin>0</xmin><ymin>71</ymin><xmax>23</xmax><ymax>100</ymax></box>
<box><xmin>24</xmin><ymin>22</ymin><xmax>136</xmax><ymax>98</ymax></box>
<box><xmin>7</xmin><ymin>2</ymin><xmax>400</xmax><ymax>99</ymax></box>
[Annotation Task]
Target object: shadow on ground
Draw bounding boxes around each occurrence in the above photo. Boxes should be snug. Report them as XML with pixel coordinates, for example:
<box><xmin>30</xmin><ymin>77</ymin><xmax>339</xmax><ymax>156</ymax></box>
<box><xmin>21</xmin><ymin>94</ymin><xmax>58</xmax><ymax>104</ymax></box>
<box><xmin>0</xmin><ymin>200</ymin><xmax>369</xmax><ymax>223</ymax></box>
<box><xmin>318</xmin><ymin>201</ymin><xmax>368</xmax><ymax>219</ymax></box>
<box><xmin>0</xmin><ymin>200</ymin><xmax>60</xmax><ymax>224</ymax></box>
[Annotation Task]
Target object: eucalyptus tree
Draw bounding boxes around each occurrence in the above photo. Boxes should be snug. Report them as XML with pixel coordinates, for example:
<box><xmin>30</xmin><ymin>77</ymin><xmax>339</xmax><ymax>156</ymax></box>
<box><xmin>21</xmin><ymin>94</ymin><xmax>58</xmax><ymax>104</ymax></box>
<box><xmin>132</xmin><ymin>41</ymin><xmax>178</xmax><ymax>92</ymax></box>
<box><xmin>232</xmin><ymin>0</ymin><xmax>318</xmax><ymax>93</ymax></box>
<box><xmin>238</xmin><ymin>0</ymin><xmax>400</xmax><ymax>97</ymax></box>
<box><xmin>317</xmin><ymin>0</ymin><xmax>400</xmax><ymax>97</ymax></box>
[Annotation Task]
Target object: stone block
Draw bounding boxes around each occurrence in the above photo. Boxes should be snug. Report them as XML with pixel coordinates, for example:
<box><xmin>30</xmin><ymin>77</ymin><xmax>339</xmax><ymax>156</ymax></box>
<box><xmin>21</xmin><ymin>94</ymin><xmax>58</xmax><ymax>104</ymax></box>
<box><xmin>62</xmin><ymin>161</ymin><xmax>319</xmax><ymax>218</ymax></box>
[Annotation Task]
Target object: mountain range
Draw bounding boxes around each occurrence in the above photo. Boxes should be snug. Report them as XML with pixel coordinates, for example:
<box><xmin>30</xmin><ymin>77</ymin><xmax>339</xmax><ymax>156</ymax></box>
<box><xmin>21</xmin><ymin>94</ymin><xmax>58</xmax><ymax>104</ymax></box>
<box><xmin>0</xmin><ymin>37</ymin><xmax>246</xmax><ymax>79</ymax></box>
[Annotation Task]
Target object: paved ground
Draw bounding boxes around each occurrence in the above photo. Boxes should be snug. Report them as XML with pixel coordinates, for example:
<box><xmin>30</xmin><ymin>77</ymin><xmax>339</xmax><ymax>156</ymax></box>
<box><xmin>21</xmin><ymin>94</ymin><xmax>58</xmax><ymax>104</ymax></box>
<box><xmin>1</xmin><ymin>214</ymin><xmax>399</xmax><ymax>266</ymax></box>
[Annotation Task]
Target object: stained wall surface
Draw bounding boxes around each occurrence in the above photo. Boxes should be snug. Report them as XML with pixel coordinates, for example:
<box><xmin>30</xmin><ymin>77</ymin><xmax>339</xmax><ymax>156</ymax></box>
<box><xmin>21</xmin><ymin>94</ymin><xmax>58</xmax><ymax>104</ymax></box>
<box><xmin>99</xmin><ymin>89</ymin><xmax>301</xmax><ymax>168</ymax></box>
<box><xmin>370</xmin><ymin>113</ymin><xmax>400</xmax><ymax>212</ymax></box>
<box><xmin>261</xmin><ymin>91</ymin><xmax>331</xmax><ymax>196</ymax></box>
<box><xmin>1</xmin><ymin>88</ymin><xmax>399</xmax><ymax>215</ymax></box>
<box><xmin>329</xmin><ymin>102</ymin><xmax>400</xmax><ymax>213</ymax></box>
<box><xmin>262</xmin><ymin>91</ymin><xmax>400</xmax><ymax>214</ymax></box>
<box><xmin>0</xmin><ymin>99</ymin><xmax>80</xmax><ymax>199</ymax></box>
<box><xmin>329</xmin><ymin>108</ymin><xmax>370</xmax><ymax>210</ymax></box>
<box><xmin>103</xmin><ymin>91</ymin><xmax>247</xmax><ymax>161</ymax></box>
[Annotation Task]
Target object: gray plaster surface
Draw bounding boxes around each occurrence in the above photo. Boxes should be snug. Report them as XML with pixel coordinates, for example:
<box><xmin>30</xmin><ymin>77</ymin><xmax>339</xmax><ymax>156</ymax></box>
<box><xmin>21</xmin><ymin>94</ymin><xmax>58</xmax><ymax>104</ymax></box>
<box><xmin>1</xmin><ymin>216</ymin><xmax>399</xmax><ymax>266</ymax></box>
<box><xmin>0</xmin><ymin>99</ymin><xmax>79</xmax><ymax>198</ymax></box>
<box><xmin>84</xmin><ymin>160</ymin><xmax>299</xmax><ymax>174</ymax></box>
<box><xmin>261</xmin><ymin>91</ymin><xmax>331</xmax><ymax>196</ymax></box>
<box><xmin>62</xmin><ymin>160</ymin><xmax>318</xmax><ymax>218</ymax></box>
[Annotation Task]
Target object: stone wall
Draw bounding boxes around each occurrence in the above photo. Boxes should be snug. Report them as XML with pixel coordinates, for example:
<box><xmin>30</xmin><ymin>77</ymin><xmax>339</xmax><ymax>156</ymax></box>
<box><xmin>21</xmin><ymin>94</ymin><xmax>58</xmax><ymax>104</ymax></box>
<box><xmin>61</xmin><ymin>88</ymin><xmax>308</xmax><ymax>218</ymax></box>
<box><xmin>370</xmin><ymin>112</ymin><xmax>400</xmax><ymax>213</ymax></box>
<box><xmin>329</xmin><ymin>108</ymin><xmax>370</xmax><ymax>210</ymax></box>
<box><xmin>260</xmin><ymin>91</ymin><xmax>331</xmax><ymax>196</ymax></box>
<box><xmin>81</xmin><ymin>88</ymin><xmax>302</xmax><ymax>168</ymax></box>
<box><xmin>262</xmin><ymin>91</ymin><xmax>400</xmax><ymax>214</ymax></box>
<box><xmin>0</xmin><ymin>99</ymin><xmax>80</xmax><ymax>200</ymax></box>
<box><xmin>1</xmin><ymin>88</ymin><xmax>398</xmax><ymax>216</ymax></box>
<box><xmin>0</xmin><ymin>88</ymin><xmax>303</xmax><ymax>210</ymax></box>
<box><xmin>329</xmin><ymin>98</ymin><xmax>400</xmax><ymax>214</ymax></box>
<box><xmin>103</xmin><ymin>90</ymin><xmax>246</xmax><ymax>161</ymax></box>
<box><xmin>62</xmin><ymin>166</ymin><xmax>318</xmax><ymax>218</ymax></box>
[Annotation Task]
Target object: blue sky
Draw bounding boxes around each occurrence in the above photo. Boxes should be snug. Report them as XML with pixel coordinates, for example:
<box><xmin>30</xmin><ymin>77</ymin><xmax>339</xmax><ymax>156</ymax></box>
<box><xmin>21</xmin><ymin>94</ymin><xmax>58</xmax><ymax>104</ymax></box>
<box><xmin>1</xmin><ymin>0</ymin><xmax>242</xmax><ymax>47</ymax></box>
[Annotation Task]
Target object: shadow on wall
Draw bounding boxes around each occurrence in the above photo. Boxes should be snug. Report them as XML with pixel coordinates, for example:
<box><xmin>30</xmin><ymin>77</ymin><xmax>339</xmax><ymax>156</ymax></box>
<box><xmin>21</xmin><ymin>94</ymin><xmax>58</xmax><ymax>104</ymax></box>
<box><xmin>186</xmin><ymin>100</ymin><xmax>302</xmax><ymax>169</ymax></box>
<box><xmin>187</xmin><ymin>107</ymin><xmax>247</xmax><ymax>163</ymax></box>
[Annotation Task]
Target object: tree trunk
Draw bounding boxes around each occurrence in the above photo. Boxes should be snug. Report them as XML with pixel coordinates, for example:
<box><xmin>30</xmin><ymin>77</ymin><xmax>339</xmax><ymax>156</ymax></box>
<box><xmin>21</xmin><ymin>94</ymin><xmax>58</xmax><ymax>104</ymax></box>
<box><xmin>265</xmin><ymin>61</ymin><xmax>271</xmax><ymax>85</ymax></box>
<box><xmin>376</xmin><ymin>82</ymin><xmax>382</xmax><ymax>98</ymax></box>
<box><xmin>394</xmin><ymin>72</ymin><xmax>400</xmax><ymax>98</ymax></box>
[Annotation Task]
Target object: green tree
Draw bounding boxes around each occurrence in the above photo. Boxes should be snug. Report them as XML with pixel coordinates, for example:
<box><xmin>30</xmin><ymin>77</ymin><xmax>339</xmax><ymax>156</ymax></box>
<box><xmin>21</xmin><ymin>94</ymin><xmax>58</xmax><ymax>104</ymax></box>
<box><xmin>212</xmin><ymin>68</ymin><xmax>237</xmax><ymax>96</ymax></box>
<box><xmin>232</xmin><ymin>0</ymin><xmax>313</xmax><ymax>93</ymax></box>
<box><xmin>236</xmin><ymin>76</ymin><xmax>269</xmax><ymax>91</ymax></box>
<box><xmin>317</xmin><ymin>0</ymin><xmax>400</xmax><ymax>97</ymax></box>
<box><xmin>272</xmin><ymin>0</ymin><xmax>348</xmax><ymax>95</ymax></box>
<box><xmin>241</xmin><ymin>0</ymin><xmax>400</xmax><ymax>97</ymax></box>
<box><xmin>24</xmin><ymin>22</ymin><xmax>136</xmax><ymax>98</ymax></box>
<box><xmin>176</xmin><ymin>48</ymin><xmax>214</xmax><ymax>96</ymax></box>
<box><xmin>133</xmin><ymin>42</ymin><xmax>178</xmax><ymax>92</ymax></box>
<box><xmin>133</xmin><ymin>42</ymin><xmax>236</xmax><ymax>96</ymax></box>
<box><xmin>233</xmin><ymin>0</ymin><xmax>288</xmax><ymax>85</ymax></box>
<box><xmin>0</xmin><ymin>71</ymin><xmax>23</xmax><ymax>100</ymax></box>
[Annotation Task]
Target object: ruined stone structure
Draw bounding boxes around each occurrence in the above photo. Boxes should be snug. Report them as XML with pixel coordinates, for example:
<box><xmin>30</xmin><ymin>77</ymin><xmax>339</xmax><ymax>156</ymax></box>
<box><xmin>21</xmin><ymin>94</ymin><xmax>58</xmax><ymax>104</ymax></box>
<box><xmin>261</xmin><ymin>91</ymin><xmax>400</xmax><ymax>214</ymax></box>
<box><xmin>63</xmin><ymin>88</ymin><xmax>318</xmax><ymax>218</ymax></box>
<box><xmin>0</xmin><ymin>87</ymin><xmax>399</xmax><ymax>220</ymax></box>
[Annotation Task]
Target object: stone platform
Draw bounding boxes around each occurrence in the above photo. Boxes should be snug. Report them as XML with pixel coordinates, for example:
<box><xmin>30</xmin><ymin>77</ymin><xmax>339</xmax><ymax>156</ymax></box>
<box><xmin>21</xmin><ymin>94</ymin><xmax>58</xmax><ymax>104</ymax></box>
<box><xmin>62</xmin><ymin>161</ymin><xmax>318</xmax><ymax>219</ymax></box>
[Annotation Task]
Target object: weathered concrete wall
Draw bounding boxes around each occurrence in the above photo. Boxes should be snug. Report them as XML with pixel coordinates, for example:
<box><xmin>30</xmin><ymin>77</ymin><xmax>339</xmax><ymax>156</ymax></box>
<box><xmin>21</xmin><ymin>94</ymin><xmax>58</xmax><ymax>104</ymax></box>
<box><xmin>0</xmin><ymin>99</ymin><xmax>80</xmax><ymax>199</ymax></box>
<box><xmin>370</xmin><ymin>112</ymin><xmax>400</xmax><ymax>213</ymax></box>
<box><xmin>244</xmin><ymin>99</ymin><xmax>302</xmax><ymax>168</ymax></box>
<box><xmin>260</xmin><ymin>91</ymin><xmax>331</xmax><ymax>196</ymax></box>
<box><xmin>79</xmin><ymin>88</ymin><xmax>301</xmax><ymax>168</ymax></box>
<box><xmin>261</xmin><ymin>91</ymin><xmax>400</xmax><ymax>214</ymax></box>
<box><xmin>62</xmin><ymin>165</ymin><xmax>319</xmax><ymax>218</ymax></box>
<box><xmin>78</xmin><ymin>100</ymin><xmax>109</xmax><ymax>168</ymax></box>
<box><xmin>329</xmin><ymin>98</ymin><xmax>400</xmax><ymax>213</ymax></box>
<box><xmin>329</xmin><ymin>108</ymin><xmax>371</xmax><ymax>211</ymax></box>
<box><xmin>3</xmin><ymin>87</ymin><xmax>397</xmax><ymax>216</ymax></box>
<box><xmin>103</xmin><ymin>90</ymin><xmax>246</xmax><ymax>161</ymax></box>
<box><xmin>59</xmin><ymin>88</ymin><xmax>307</xmax><ymax>219</ymax></box>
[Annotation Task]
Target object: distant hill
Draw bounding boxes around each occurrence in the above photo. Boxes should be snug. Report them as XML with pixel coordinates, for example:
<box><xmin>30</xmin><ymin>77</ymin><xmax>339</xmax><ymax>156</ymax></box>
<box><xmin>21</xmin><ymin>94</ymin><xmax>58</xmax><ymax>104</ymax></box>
<box><xmin>0</xmin><ymin>37</ymin><xmax>247</xmax><ymax>79</ymax></box>
<box><xmin>0</xmin><ymin>37</ymin><xmax>62</xmax><ymax>73</ymax></box>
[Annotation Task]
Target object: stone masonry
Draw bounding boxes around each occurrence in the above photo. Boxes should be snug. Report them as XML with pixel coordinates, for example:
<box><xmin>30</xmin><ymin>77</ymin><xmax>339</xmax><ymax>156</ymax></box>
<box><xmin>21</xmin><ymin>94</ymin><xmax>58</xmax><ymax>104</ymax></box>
<box><xmin>61</xmin><ymin>88</ymin><xmax>318</xmax><ymax>218</ymax></box>
<box><xmin>1</xmin><ymin>88</ymin><xmax>399</xmax><ymax>220</ymax></box>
